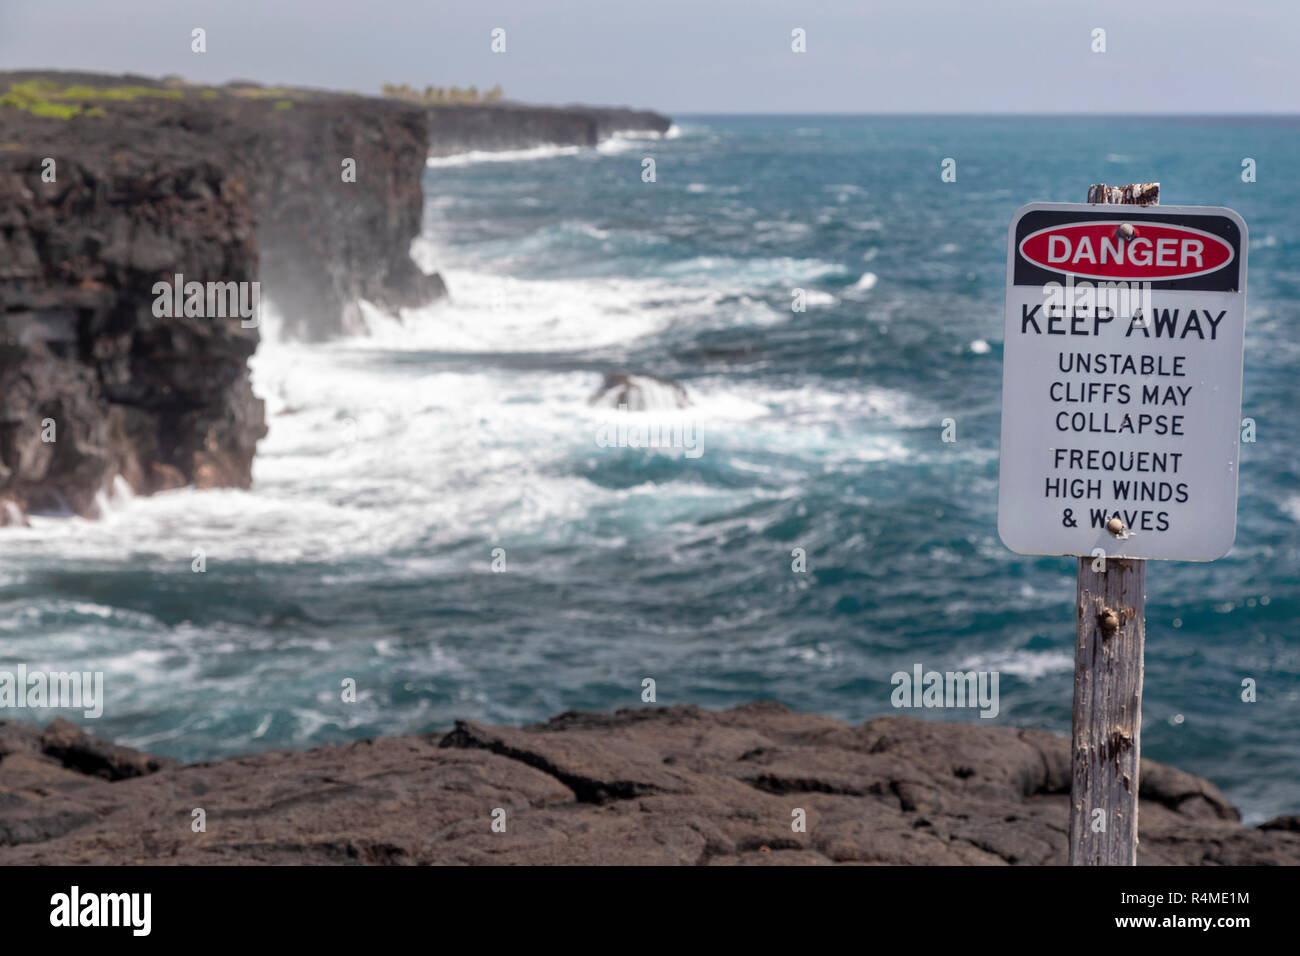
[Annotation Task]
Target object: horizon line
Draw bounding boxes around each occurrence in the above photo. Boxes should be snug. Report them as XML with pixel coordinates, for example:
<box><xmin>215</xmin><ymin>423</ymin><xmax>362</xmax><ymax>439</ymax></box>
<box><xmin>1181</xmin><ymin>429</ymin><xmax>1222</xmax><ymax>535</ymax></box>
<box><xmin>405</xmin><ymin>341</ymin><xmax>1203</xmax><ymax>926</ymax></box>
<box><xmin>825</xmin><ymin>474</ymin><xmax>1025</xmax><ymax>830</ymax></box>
<box><xmin>3</xmin><ymin>69</ymin><xmax>1297</xmax><ymax>117</ymax></box>
<box><xmin>666</xmin><ymin>110</ymin><xmax>1300</xmax><ymax>118</ymax></box>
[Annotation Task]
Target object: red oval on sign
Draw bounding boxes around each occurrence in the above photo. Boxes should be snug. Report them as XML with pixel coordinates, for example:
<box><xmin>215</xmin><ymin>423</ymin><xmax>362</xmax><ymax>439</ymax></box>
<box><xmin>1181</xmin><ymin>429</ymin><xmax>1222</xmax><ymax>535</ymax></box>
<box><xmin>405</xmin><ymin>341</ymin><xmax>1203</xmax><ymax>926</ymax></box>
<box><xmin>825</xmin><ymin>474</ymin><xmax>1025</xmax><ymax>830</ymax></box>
<box><xmin>1019</xmin><ymin>221</ymin><xmax>1234</xmax><ymax>281</ymax></box>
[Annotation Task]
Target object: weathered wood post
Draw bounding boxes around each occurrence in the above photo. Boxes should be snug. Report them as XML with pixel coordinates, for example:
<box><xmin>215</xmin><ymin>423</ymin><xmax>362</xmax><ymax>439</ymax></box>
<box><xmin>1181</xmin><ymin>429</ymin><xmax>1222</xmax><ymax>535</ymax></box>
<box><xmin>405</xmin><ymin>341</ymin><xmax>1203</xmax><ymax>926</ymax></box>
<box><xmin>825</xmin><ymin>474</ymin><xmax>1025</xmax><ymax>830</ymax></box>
<box><xmin>1067</xmin><ymin>182</ymin><xmax>1158</xmax><ymax>865</ymax></box>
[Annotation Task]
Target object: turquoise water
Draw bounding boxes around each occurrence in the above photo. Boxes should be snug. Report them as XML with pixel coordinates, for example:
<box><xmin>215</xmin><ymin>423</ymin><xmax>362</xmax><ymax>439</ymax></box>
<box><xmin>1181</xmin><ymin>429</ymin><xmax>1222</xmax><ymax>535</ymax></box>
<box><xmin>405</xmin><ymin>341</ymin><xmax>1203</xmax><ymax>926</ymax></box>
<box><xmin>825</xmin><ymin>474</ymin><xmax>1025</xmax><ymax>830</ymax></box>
<box><xmin>2</xmin><ymin>116</ymin><xmax>1297</xmax><ymax>823</ymax></box>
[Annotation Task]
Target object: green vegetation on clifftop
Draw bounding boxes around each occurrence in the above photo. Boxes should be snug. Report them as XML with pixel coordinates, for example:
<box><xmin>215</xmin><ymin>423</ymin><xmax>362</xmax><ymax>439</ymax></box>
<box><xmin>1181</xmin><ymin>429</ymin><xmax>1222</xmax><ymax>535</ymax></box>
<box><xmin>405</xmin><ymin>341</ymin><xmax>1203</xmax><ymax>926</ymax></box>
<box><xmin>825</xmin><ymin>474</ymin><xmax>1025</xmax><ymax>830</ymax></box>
<box><xmin>0</xmin><ymin>79</ymin><xmax>184</xmax><ymax>118</ymax></box>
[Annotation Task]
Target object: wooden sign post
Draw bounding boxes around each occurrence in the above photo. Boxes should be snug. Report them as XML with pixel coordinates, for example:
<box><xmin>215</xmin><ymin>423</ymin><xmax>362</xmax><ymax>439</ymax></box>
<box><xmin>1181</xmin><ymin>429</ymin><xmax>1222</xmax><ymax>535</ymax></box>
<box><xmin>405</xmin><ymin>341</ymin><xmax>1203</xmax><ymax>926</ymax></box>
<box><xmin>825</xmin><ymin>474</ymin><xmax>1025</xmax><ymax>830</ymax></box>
<box><xmin>1068</xmin><ymin>183</ymin><xmax>1156</xmax><ymax>866</ymax></box>
<box><xmin>1000</xmin><ymin>184</ymin><xmax>1248</xmax><ymax>865</ymax></box>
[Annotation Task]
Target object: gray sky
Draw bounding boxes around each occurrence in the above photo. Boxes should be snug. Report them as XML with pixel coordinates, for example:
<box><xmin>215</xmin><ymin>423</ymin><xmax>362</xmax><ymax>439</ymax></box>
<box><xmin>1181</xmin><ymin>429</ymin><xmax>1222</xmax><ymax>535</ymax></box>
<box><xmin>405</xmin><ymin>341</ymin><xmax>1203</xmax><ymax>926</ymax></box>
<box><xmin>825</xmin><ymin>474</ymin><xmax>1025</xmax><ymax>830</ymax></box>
<box><xmin>2</xmin><ymin>0</ymin><xmax>1296</xmax><ymax>114</ymax></box>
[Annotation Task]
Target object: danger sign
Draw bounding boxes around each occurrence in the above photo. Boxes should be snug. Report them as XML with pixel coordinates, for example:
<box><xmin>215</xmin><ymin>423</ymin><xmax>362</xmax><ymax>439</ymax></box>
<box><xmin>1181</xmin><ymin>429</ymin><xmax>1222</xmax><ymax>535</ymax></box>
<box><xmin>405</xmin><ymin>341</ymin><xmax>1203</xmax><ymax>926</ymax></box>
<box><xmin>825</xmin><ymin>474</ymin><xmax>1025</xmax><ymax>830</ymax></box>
<box><xmin>998</xmin><ymin>202</ymin><xmax>1248</xmax><ymax>561</ymax></box>
<box><xmin>1019</xmin><ymin>221</ymin><xmax>1234</xmax><ymax>281</ymax></box>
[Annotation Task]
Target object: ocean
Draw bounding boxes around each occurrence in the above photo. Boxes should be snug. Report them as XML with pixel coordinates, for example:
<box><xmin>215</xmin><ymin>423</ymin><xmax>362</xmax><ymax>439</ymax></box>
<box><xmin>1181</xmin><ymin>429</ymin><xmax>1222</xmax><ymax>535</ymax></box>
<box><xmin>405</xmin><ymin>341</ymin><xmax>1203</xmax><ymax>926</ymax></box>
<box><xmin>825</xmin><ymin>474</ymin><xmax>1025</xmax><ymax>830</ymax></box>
<box><xmin>1</xmin><ymin>115</ymin><xmax>1296</xmax><ymax>823</ymax></box>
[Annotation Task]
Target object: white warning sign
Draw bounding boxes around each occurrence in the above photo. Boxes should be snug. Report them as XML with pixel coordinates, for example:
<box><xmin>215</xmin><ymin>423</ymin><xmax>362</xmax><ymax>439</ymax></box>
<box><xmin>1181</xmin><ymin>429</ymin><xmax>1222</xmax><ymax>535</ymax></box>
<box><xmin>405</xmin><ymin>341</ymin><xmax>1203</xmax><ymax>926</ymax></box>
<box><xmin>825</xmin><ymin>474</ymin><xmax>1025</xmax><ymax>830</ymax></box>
<box><xmin>998</xmin><ymin>202</ymin><xmax>1248</xmax><ymax>561</ymax></box>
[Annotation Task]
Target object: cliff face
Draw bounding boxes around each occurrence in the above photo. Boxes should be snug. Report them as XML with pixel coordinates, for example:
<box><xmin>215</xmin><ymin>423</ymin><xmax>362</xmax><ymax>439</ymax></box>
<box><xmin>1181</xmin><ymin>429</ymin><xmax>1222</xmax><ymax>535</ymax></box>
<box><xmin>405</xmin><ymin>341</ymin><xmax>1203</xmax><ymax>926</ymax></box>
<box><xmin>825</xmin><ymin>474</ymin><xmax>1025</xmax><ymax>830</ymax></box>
<box><xmin>0</xmin><ymin>72</ymin><xmax>444</xmax><ymax>519</ymax></box>
<box><xmin>0</xmin><ymin>116</ymin><xmax>265</xmax><ymax>518</ymax></box>
<box><xmin>2</xmin><ymin>72</ymin><xmax>444</xmax><ymax>341</ymax></box>
<box><xmin>0</xmin><ymin>72</ymin><xmax>671</xmax><ymax>521</ymax></box>
<box><xmin>1</xmin><ymin>704</ymin><xmax>1295</xmax><ymax>865</ymax></box>
<box><xmin>427</xmin><ymin>102</ymin><xmax>671</xmax><ymax>156</ymax></box>
<box><xmin>205</xmin><ymin>92</ymin><xmax>446</xmax><ymax>340</ymax></box>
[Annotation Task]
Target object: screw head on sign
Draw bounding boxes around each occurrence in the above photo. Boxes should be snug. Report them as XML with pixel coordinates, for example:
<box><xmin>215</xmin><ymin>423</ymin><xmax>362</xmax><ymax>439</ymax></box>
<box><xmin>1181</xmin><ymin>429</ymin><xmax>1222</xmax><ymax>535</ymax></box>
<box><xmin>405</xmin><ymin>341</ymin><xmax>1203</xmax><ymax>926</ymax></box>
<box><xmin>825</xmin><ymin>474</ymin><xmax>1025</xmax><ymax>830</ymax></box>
<box><xmin>1107</xmin><ymin>517</ymin><xmax>1124</xmax><ymax>535</ymax></box>
<box><xmin>1115</xmin><ymin>223</ymin><xmax>1137</xmax><ymax>242</ymax></box>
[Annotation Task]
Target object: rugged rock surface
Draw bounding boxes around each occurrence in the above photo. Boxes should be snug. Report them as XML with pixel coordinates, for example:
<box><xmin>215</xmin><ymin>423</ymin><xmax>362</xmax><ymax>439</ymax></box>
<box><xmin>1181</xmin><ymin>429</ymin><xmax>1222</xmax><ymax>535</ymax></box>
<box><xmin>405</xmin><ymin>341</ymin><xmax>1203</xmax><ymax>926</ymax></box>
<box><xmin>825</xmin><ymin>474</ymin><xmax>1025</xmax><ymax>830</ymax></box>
<box><xmin>1</xmin><ymin>72</ymin><xmax>672</xmax><ymax>521</ymax></box>
<box><xmin>205</xmin><ymin>84</ymin><xmax>445</xmax><ymax>339</ymax></box>
<box><xmin>589</xmin><ymin>372</ymin><xmax>691</xmax><ymax>410</ymax></box>
<box><xmin>426</xmin><ymin>102</ymin><xmax>670</xmax><ymax>157</ymax></box>
<box><xmin>0</xmin><ymin>107</ymin><xmax>266</xmax><ymax>516</ymax></box>
<box><xmin>0</xmin><ymin>703</ymin><xmax>1294</xmax><ymax>865</ymax></box>
<box><xmin>1</xmin><ymin>71</ymin><xmax>443</xmax><ymax>341</ymax></box>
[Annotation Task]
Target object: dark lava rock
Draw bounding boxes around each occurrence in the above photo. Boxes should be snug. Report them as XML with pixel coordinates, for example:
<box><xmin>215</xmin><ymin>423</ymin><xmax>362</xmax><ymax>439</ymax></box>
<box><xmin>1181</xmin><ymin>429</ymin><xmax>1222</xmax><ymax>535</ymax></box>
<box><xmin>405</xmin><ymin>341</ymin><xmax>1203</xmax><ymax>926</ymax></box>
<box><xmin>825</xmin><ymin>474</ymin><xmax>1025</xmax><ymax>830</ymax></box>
<box><xmin>589</xmin><ymin>372</ymin><xmax>691</xmax><ymax>410</ymax></box>
<box><xmin>0</xmin><ymin>73</ymin><xmax>673</xmax><ymax>520</ymax></box>
<box><xmin>1</xmin><ymin>704</ymin><xmax>1294</xmax><ymax>865</ymax></box>
<box><xmin>1</xmin><ymin>70</ymin><xmax>445</xmax><ymax>340</ymax></box>
<box><xmin>0</xmin><ymin>119</ymin><xmax>266</xmax><ymax>515</ymax></box>
<box><xmin>0</xmin><ymin>71</ymin><xmax>448</xmax><ymax>518</ymax></box>
<box><xmin>40</xmin><ymin>717</ymin><xmax>177</xmax><ymax>781</ymax></box>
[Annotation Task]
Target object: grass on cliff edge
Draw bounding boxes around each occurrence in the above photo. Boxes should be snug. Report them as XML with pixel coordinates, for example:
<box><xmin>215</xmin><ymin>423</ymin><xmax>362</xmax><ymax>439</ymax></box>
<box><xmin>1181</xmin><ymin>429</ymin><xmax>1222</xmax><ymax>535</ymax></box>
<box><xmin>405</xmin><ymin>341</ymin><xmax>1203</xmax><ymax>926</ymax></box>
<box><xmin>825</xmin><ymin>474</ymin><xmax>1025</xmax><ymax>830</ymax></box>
<box><xmin>0</xmin><ymin>80</ymin><xmax>302</xmax><ymax>118</ymax></box>
<box><xmin>0</xmin><ymin>80</ymin><xmax>188</xmax><ymax>118</ymax></box>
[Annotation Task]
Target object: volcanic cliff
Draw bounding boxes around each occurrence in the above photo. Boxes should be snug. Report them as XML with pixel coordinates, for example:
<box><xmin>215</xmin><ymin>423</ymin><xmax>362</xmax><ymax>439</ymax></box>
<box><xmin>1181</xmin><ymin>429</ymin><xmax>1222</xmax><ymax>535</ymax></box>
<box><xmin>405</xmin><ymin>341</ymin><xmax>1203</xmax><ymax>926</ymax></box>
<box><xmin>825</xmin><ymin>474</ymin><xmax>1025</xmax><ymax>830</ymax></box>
<box><xmin>0</xmin><ymin>71</ymin><xmax>670</xmax><ymax>523</ymax></box>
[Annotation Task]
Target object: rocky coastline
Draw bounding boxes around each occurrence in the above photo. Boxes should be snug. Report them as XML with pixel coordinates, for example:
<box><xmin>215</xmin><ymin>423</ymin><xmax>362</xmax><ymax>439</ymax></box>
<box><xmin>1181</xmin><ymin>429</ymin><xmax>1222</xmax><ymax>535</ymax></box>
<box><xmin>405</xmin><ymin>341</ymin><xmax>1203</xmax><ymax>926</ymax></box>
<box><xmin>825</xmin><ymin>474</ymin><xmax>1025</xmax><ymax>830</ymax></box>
<box><xmin>1</xmin><ymin>703</ymin><xmax>1296</xmax><ymax>865</ymax></box>
<box><xmin>0</xmin><ymin>71</ymin><xmax>670</xmax><ymax>523</ymax></box>
<box><xmin>426</xmin><ymin>102</ymin><xmax>671</xmax><ymax>156</ymax></box>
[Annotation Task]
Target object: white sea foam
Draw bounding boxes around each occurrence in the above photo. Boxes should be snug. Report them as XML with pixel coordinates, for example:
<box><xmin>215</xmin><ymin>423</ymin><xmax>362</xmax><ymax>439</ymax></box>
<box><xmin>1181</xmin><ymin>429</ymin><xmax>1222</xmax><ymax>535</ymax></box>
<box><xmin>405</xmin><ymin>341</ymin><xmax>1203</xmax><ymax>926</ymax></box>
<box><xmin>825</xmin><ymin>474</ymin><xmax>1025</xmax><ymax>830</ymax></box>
<box><xmin>426</xmin><ymin>144</ymin><xmax>586</xmax><ymax>167</ymax></box>
<box><xmin>802</xmin><ymin>290</ymin><xmax>838</xmax><ymax>307</ymax></box>
<box><xmin>724</xmin><ymin>381</ymin><xmax>926</xmax><ymax>430</ymax></box>
<box><xmin>661</xmin><ymin>255</ymin><xmax>847</xmax><ymax>284</ymax></box>
<box><xmin>2</xmin><ymin>319</ymin><xmax>928</xmax><ymax>570</ymax></box>
<box><xmin>425</xmin><ymin>126</ymin><xmax>679</xmax><ymax>168</ymax></box>
<box><xmin>406</xmin><ymin>242</ymin><xmax>812</xmax><ymax>351</ymax></box>
<box><xmin>0</xmin><ymin>213</ymin><xmax>911</xmax><ymax>578</ymax></box>
<box><xmin>754</xmin><ymin>221</ymin><xmax>812</xmax><ymax>242</ymax></box>
<box><xmin>596</xmin><ymin>130</ymin><xmax>668</xmax><ymax>154</ymax></box>
<box><xmin>956</xmin><ymin>649</ymin><xmax>1073</xmax><ymax>681</ymax></box>
<box><xmin>850</xmin><ymin>271</ymin><xmax>878</xmax><ymax>291</ymax></box>
<box><xmin>364</xmin><ymin>273</ymin><xmax>680</xmax><ymax>352</ymax></box>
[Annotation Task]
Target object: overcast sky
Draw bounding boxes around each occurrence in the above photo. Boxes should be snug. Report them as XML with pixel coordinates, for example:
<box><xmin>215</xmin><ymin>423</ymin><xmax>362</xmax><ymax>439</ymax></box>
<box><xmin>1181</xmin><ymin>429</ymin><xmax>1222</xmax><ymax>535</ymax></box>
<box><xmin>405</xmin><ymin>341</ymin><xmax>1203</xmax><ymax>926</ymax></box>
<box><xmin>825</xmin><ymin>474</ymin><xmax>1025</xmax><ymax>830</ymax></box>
<box><xmin>2</xmin><ymin>0</ymin><xmax>1296</xmax><ymax>114</ymax></box>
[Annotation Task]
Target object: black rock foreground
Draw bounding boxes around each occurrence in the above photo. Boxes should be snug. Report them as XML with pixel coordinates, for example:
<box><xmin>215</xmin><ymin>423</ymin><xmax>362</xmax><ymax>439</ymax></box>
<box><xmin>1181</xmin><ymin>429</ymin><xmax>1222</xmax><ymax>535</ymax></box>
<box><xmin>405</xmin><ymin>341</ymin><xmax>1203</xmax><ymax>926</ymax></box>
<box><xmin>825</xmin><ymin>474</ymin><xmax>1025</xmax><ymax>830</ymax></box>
<box><xmin>1</xmin><ymin>704</ymin><xmax>1295</xmax><ymax>865</ymax></box>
